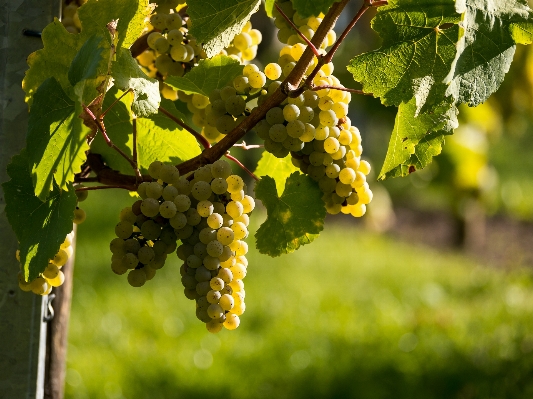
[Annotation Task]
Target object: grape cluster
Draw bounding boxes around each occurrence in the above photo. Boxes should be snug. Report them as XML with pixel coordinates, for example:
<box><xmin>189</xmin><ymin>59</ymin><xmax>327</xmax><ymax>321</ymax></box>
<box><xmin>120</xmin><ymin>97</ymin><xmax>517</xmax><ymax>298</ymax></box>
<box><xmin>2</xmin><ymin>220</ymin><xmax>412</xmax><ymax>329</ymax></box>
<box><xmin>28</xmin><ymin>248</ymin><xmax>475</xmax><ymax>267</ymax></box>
<box><xmin>175</xmin><ymin>159</ymin><xmax>254</xmax><ymax>333</ymax></box>
<box><xmin>136</xmin><ymin>11</ymin><xmax>262</xmax><ymax>102</ymax></box>
<box><xmin>61</xmin><ymin>0</ymin><xmax>85</xmax><ymax>34</ymax></box>
<box><xmin>251</xmin><ymin>0</ymin><xmax>373</xmax><ymax>217</ymax></box>
<box><xmin>17</xmin><ymin>231</ymin><xmax>74</xmax><ymax>295</ymax></box>
<box><xmin>109</xmin><ymin>163</ymin><xmax>183</xmax><ymax>287</ymax></box>
<box><xmin>182</xmin><ymin>65</ymin><xmax>268</xmax><ymax>143</ymax></box>
<box><xmin>109</xmin><ymin>159</ymin><xmax>253</xmax><ymax>332</ymax></box>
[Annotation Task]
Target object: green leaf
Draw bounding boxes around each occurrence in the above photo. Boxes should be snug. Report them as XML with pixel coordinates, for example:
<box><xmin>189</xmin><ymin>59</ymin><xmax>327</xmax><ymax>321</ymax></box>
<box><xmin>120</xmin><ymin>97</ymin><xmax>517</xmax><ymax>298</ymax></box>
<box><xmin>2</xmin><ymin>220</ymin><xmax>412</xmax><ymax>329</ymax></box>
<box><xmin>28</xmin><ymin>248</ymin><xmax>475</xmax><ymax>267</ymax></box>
<box><xmin>187</xmin><ymin>0</ymin><xmax>261</xmax><ymax>58</ymax></box>
<box><xmin>2</xmin><ymin>150</ymin><xmax>77</xmax><ymax>281</ymax></box>
<box><xmin>24</xmin><ymin>0</ymin><xmax>152</xmax><ymax>105</ymax></box>
<box><xmin>292</xmin><ymin>0</ymin><xmax>339</xmax><ymax>19</ymax></box>
<box><xmin>165</xmin><ymin>56</ymin><xmax>244</xmax><ymax>97</ymax></box>
<box><xmin>445</xmin><ymin>0</ymin><xmax>532</xmax><ymax>106</ymax></box>
<box><xmin>254</xmin><ymin>152</ymin><xmax>299</xmax><ymax>195</ymax></box>
<box><xmin>264</xmin><ymin>0</ymin><xmax>275</xmax><ymax>17</ymax></box>
<box><xmin>112</xmin><ymin>47</ymin><xmax>161</xmax><ymax>117</ymax></box>
<box><xmin>378</xmin><ymin>98</ymin><xmax>458</xmax><ymax>180</ymax></box>
<box><xmin>26</xmin><ymin>77</ymin><xmax>90</xmax><ymax>200</ymax></box>
<box><xmin>255</xmin><ymin>173</ymin><xmax>326</xmax><ymax>257</ymax></box>
<box><xmin>510</xmin><ymin>21</ymin><xmax>533</xmax><ymax>44</ymax></box>
<box><xmin>77</xmin><ymin>0</ymin><xmax>153</xmax><ymax>49</ymax></box>
<box><xmin>68</xmin><ymin>34</ymin><xmax>105</xmax><ymax>87</ymax></box>
<box><xmin>91</xmin><ymin>93</ymin><xmax>201</xmax><ymax>173</ymax></box>
<box><xmin>347</xmin><ymin>0</ymin><xmax>461</xmax><ymax>113</ymax></box>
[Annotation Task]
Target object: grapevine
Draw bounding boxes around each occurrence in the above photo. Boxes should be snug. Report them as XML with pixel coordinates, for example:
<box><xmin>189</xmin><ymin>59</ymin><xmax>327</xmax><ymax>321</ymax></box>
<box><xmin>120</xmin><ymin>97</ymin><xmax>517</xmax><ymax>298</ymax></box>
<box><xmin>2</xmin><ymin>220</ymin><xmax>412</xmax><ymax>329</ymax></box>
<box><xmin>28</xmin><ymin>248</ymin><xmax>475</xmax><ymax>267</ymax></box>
<box><xmin>4</xmin><ymin>0</ymin><xmax>533</xmax><ymax>341</ymax></box>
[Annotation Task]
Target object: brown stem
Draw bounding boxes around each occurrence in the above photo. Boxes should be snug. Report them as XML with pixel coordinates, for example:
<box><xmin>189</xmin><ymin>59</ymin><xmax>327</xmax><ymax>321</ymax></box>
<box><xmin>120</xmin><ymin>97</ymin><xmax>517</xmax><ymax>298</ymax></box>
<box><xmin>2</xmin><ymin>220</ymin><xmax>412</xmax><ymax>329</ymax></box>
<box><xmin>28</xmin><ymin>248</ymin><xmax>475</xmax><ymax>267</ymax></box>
<box><xmin>75</xmin><ymin>185</ymin><xmax>135</xmax><ymax>191</ymax></box>
<box><xmin>274</xmin><ymin>3</ymin><xmax>321</xmax><ymax>58</ymax></box>
<box><xmin>101</xmin><ymin>88</ymin><xmax>132</xmax><ymax>118</ymax></box>
<box><xmin>158</xmin><ymin>106</ymin><xmax>211</xmax><ymax>150</ymax></box>
<box><xmin>224</xmin><ymin>153</ymin><xmax>259</xmax><ymax>181</ymax></box>
<box><xmin>132</xmin><ymin>118</ymin><xmax>142</xmax><ymax>182</ymax></box>
<box><xmin>175</xmin><ymin>0</ymin><xmax>350</xmax><ymax>175</ymax></box>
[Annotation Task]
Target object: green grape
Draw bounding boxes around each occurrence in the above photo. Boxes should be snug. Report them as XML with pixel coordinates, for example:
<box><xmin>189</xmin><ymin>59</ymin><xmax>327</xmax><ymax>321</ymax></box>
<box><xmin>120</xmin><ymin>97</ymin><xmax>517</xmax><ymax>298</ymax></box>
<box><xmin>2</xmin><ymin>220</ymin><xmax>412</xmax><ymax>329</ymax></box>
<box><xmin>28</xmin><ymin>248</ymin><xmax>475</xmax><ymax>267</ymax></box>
<box><xmin>226</xmin><ymin>201</ymin><xmax>243</xmax><ymax>219</ymax></box>
<box><xmin>233</xmin><ymin>76</ymin><xmax>250</xmax><ymax>93</ymax></box>
<box><xmin>185</xmin><ymin>208</ymin><xmax>202</xmax><ymax>226</ymax></box>
<box><xmin>141</xmin><ymin>220</ymin><xmax>162</xmax><ymax>240</ymax></box>
<box><xmin>181</xmin><ymin>275</ymin><xmax>197</xmax><ymax>290</ymax></box>
<box><xmin>110</xmin><ymin>237</ymin><xmax>126</xmax><ymax>254</ymax></box>
<box><xmin>166</xmin><ymin>13</ymin><xmax>182</xmax><ymax>29</ymax></box>
<box><xmin>225</xmin><ymin>95</ymin><xmax>246</xmax><ymax>116</ymax></box>
<box><xmin>111</xmin><ymin>259</ymin><xmax>129</xmax><ymax>275</ymax></box>
<box><xmin>137</xmin><ymin>182</ymin><xmax>150</xmax><ymax>199</ymax></box>
<box><xmin>147</xmin><ymin>32</ymin><xmax>163</xmax><ymax>49</ymax></box>
<box><xmin>282</xmin><ymin>136</ymin><xmax>304</xmax><ymax>151</ymax></box>
<box><xmin>187</xmin><ymin>254</ymin><xmax>203</xmax><ymax>269</ymax></box>
<box><xmin>324</xmin><ymin>137</ymin><xmax>340</xmax><ymax>154</ymax></box>
<box><xmin>170</xmin><ymin>44</ymin><xmax>188</xmax><ymax>61</ymax></box>
<box><xmin>226</xmin><ymin>175</ymin><xmax>244</xmax><ymax>193</ymax></box>
<box><xmin>266</xmin><ymin>107</ymin><xmax>284</xmax><ymax>125</ymax></box>
<box><xmin>286</xmin><ymin>120</ymin><xmax>305</xmax><ymax>138</ymax></box>
<box><xmin>173</xmin><ymin>194</ymin><xmax>191</xmax><ymax>212</ymax></box>
<box><xmin>216</xmin><ymin>114</ymin><xmax>236</xmax><ymax>134</ymax></box>
<box><xmin>269</xmin><ymin>124</ymin><xmax>288</xmax><ymax>143</ymax></box>
<box><xmin>141</xmin><ymin>198</ymin><xmax>160</xmax><ymax>217</ymax></box>
<box><xmin>298</xmin><ymin>106</ymin><xmax>314</xmax><ymax>123</ymax></box>
<box><xmin>220</xmin><ymin>86</ymin><xmax>237</xmax><ymax>101</ymax></box>
<box><xmin>75</xmin><ymin>188</ymin><xmax>88</xmax><ymax>202</ymax></box>
<box><xmin>73</xmin><ymin>208</ymin><xmax>86</xmax><ymax>224</ymax></box>
<box><xmin>122</xmin><ymin>253</ymin><xmax>139</xmax><ymax>269</ymax></box>
<box><xmin>318</xmin><ymin>96</ymin><xmax>333</xmax><ymax>111</ymax></box>
<box><xmin>207</xmin><ymin>303</ymin><xmax>224</xmax><ymax>319</ymax></box>
<box><xmin>217</xmin><ymin>227</ymin><xmax>235</xmax><ymax>246</ymax></box>
<box><xmin>191</xmin><ymin>181</ymin><xmax>212</xmax><ymax>201</ymax></box>
<box><xmin>233</xmin><ymin>213</ymin><xmax>249</xmax><ymax>226</ymax></box>
<box><xmin>154</xmin><ymin>37</ymin><xmax>170</xmax><ymax>54</ymax></box>
<box><xmin>160</xmin><ymin>164</ymin><xmax>180</xmax><ymax>183</ymax></box>
<box><xmin>230</xmin><ymin>190</ymin><xmax>245</xmax><ymax>201</ymax></box>
<box><xmin>264</xmin><ymin>63</ymin><xmax>282</xmax><ymax>80</ymax></box>
<box><xmin>319</xmin><ymin>109</ymin><xmax>338</xmax><ymax>127</ymax></box>
<box><xmin>283</xmin><ymin>104</ymin><xmax>300</xmax><ymax>122</ymax></box>
<box><xmin>206</xmin><ymin>240</ymin><xmax>224</xmax><ymax>257</ymax></box>
<box><xmin>203</xmin><ymin>256</ymin><xmax>220</xmax><ymax>271</ymax></box>
<box><xmin>138</xmin><ymin>246</ymin><xmax>156</xmax><ymax>264</ymax></box>
<box><xmin>153</xmin><ymin>241</ymin><xmax>168</xmax><ymax>256</ymax></box>
<box><xmin>210</xmin><ymin>177</ymin><xmax>228</xmax><ymax>194</ymax></box>
<box><xmin>332</xmin><ymin>102</ymin><xmax>348</xmax><ymax>118</ymax></box>
<box><xmin>169</xmin><ymin>212</ymin><xmax>187</xmax><ymax>229</ymax></box>
<box><xmin>210</xmin><ymin>277</ymin><xmax>225</xmax><ymax>291</ymax></box>
<box><xmin>124</xmin><ymin>238</ymin><xmax>141</xmax><ymax>254</ymax></box>
<box><xmin>233</xmin><ymin>32</ymin><xmax>252</xmax><ymax>51</ymax></box>
<box><xmin>162</xmin><ymin>185</ymin><xmax>179</xmax><ymax>201</ymax></box>
<box><xmin>206</xmin><ymin>213</ymin><xmax>223</xmax><ymax>229</ymax></box>
<box><xmin>146</xmin><ymin>182</ymin><xmax>163</xmax><ymax>199</ymax></box>
<box><xmin>194</xmin><ymin>266</ymin><xmax>211</xmax><ymax>283</ymax></box>
<box><xmin>230</xmin><ymin>263</ymin><xmax>247</xmax><ymax>280</ymax></box>
<box><xmin>154</xmin><ymin>54</ymin><xmax>173</xmax><ymax>75</ymax></box>
<box><xmin>339</xmin><ymin>167</ymin><xmax>356</xmax><ymax>184</ymax></box>
<box><xmin>115</xmin><ymin>221</ymin><xmax>133</xmax><ymax>239</ymax></box>
<box><xmin>193</xmin><ymin>242</ymin><xmax>208</xmax><ymax>259</ymax></box>
<box><xmin>211</xmin><ymin>159</ymin><xmax>232</xmax><ymax>178</ymax></box>
<box><xmin>159</xmin><ymin>201</ymin><xmax>177</xmax><ymax>218</ymax></box>
<box><xmin>224</xmin><ymin>314</ymin><xmax>240</xmax><ymax>330</ymax></box>
<box><xmin>197</xmin><ymin>200</ymin><xmax>214</xmax><ymax>217</ymax></box>
<box><xmin>335</xmin><ymin>181</ymin><xmax>352</xmax><ymax>197</ymax></box>
<box><xmin>218</xmin><ymin>267</ymin><xmax>233</xmax><ymax>283</ymax></box>
<box><xmin>247</xmin><ymin>71</ymin><xmax>266</xmax><ymax>89</ymax></box>
<box><xmin>167</xmin><ymin>29</ymin><xmax>183</xmax><ymax>45</ymax></box>
<box><xmin>184</xmin><ymin>44</ymin><xmax>195</xmax><ymax>62</ymax></box>
<box><xmin>231</xmin><ymin>222</ymin><xmax>248</xmax><ymax>240</ymax></box>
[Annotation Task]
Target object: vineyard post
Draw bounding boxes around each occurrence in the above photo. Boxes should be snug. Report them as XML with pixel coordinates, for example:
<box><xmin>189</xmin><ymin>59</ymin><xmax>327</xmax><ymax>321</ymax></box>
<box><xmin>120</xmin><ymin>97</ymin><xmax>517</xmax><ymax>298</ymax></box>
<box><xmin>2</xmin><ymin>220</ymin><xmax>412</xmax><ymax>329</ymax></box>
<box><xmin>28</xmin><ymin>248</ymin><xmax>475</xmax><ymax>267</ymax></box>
<box><xmin>0</xmin><ymin>1</ymin><xmax>69</xmax><ymax>398</ymax></box>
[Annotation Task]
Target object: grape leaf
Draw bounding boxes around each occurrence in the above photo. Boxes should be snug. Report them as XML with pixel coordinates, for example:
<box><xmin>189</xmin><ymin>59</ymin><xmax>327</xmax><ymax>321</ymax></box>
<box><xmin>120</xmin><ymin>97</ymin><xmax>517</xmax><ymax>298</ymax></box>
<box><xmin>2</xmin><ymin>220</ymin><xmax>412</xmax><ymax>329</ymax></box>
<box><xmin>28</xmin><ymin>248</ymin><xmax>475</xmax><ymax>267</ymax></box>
<box><xmin>292</xmin><ymin>0</ymin><xmax>340</xmax><ymax>19</ymax></box>
<box><xmin>445</xmin><ymin>0</ymin><xmax>532</xmax><ymax>106</ymax></box>
<box><xmin>165</xmin><ymin>56</ymin><xmax>244</xmax><ymax>97</ymax></box>
<box><xmin>77</xmin><ymin>0</ymin><xmax>153</xmax><ymax>49</ymax></box>
<box><xmin>2</xmin><ymin>150</ymin><xmax>77</xmax><ymax>281</ymax></box>
<box><xmin>23</xmin><ymin>0</ymin><xmax>152</xmax><ymax>105</ymax></box>
<box><xmin>187</xmin><ymin>0</ymin><xmax>261</xmax><ymax>58</ymax></box>
<box><xmin>91</xmin><ymin>94</ymin><xmax>201</xmax><ymax>173</ymax></box>
<box><xmin>509</xmin><ymin>21</ymin><xmax>533</xmax><ymax>44</ymax></box>
<box><xmin>254</xmin><ymin>152</ymin><xmax>299</xmax><ymax>195</ymax></box>
<box><xmin>112</xmin><ymin>47</ymin><xmax>161</xmax><ymax>117</ymax></box>
<box><xmin>26</xmin><ymin>77</ymin><xmax>90</xmax><ymax>200</ymax></box>
<box><xmin>68</xmin><ymin>34</ymin><xmax>105</xmax><ymax>87</ymax></box>
<box><xmin>264</xmin><ymin>0</ymin><xmax>275</xmax><ymax>17</ymax></box>
<box><xmin>255</xmin><ymin>173</ymin><xmax>326</xmax><ymax>257</ymax></box>
<box><xmin>347</xmin><ymin>0</ymin><xmax>461</xmax><ymax>113</ymax></box>
<box><xmin>379</xmin><ymin>98</ymin><xmax>458</xmax><ymax>180</ymax></box>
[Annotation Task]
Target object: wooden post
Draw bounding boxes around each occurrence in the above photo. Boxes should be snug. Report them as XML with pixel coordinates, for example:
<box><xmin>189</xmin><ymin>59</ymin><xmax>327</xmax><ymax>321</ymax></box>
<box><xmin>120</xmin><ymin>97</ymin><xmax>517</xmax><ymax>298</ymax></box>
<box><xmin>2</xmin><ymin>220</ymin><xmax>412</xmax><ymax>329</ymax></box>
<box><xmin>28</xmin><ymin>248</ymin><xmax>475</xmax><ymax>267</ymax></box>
<box><xmin>0</xmin><ymin>0</ymin><xmax>61</xmax><ymax>398</ymax></box>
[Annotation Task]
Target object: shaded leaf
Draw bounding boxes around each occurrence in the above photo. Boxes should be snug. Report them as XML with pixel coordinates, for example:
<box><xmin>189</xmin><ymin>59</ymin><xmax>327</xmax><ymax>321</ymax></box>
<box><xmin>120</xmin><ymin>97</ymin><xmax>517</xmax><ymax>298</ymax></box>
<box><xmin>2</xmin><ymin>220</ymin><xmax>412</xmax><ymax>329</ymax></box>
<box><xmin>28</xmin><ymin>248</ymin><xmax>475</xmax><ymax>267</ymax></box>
<box><xmin>26</xmin><ymin>77</ymin><xmax>90</xmax><ymax>200</ymax></box>
<box><xmin>255</xmin><ymin>173</ymin><xmax>326</xmax><ymax>257</ymax></box>
<box><xmin>165</xmin><ymin>56</ymin><xmax>243</xmax><ymax>96</ymax></box>
<box><xmin>68</xmin><ymin>34</ymin><xmax>105</xmax><ymax>87</ymax></box>
<box><xmin>2</xmin><ymin>150</ymin><xmax>77</xmax><ymax>281</ymax></box>
<box><xmin>188</xmin><ymin>0</ymin><xmax>261</xmax><ymax>57</ymax></box>
<box><xmin>254</xmin><ymin>152</ymin><xmax>299</xmax><ymax>195</ymax></box>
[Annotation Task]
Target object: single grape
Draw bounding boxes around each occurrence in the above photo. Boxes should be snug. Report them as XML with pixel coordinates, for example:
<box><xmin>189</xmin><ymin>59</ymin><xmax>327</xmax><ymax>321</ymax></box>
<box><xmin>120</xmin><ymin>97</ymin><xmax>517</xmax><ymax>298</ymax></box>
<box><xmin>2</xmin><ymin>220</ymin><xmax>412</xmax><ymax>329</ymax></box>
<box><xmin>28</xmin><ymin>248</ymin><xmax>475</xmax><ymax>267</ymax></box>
<box><xmin>115</xmin><ymin>221</ymin><xmax>134</xmax><ymax>239</ymax></box>
<box><xmin>264</xmin><ymin>63</ymin><xmax>282</xmax><ymax>80</ymax></box>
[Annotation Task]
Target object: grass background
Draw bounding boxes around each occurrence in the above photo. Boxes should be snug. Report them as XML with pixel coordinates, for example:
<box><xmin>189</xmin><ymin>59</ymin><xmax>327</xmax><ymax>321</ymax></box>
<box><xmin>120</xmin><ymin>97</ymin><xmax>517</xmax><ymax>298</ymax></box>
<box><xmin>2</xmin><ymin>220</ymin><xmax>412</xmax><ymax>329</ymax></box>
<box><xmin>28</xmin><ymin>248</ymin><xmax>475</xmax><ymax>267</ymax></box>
<box><xmin>64</xmin><ymin>190</ymin><xmax>533</xmax><ymax>399</ymax></box>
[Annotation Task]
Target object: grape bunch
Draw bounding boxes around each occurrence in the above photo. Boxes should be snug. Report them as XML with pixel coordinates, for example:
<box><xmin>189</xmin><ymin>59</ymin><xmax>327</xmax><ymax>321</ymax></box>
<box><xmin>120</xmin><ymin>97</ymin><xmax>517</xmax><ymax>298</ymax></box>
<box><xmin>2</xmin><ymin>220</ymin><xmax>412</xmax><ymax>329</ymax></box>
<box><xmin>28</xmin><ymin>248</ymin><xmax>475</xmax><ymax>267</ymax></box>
<box><xmin>136</xmin><ymin>10</ymin><xmax>262</xmax><ymax>101</ymax></box>
<box><xmin>181</xmin><ymin>64</ymin><xmax>268</xmax><ymax>143</ymax></box>
<box><xmin>17</xmin><ymin>231</ymin><xmax>74</xmax><ymax>295</ymax></box>
<box><xmin>109</xmin><ymin>159</ymin><xmax>253</xmax><ymax>332</ymax></box>
<box><xmin>174</xmin><ymin>159</ymin><xmax>254</xmax><ymax>333</ymax></box>
<box><xmin>109</xmin><ymin>163</ymin><xmax>182</xmax><ymax>287</ymax></box>
<box><xmin>250</xmin><ymin>0</ymin><xmax>373</xmax><ymax>217</ymax></box>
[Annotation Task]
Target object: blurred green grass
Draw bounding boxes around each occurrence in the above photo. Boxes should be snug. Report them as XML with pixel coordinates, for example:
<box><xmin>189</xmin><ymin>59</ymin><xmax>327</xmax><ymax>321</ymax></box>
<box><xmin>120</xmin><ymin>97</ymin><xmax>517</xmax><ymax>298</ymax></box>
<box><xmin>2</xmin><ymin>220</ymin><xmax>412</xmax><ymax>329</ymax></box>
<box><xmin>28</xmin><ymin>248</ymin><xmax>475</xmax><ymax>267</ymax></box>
<box><xmin>66</xmin><ymin>190</ymin><xmax>533</xmax><ymax>399</ymax></box>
